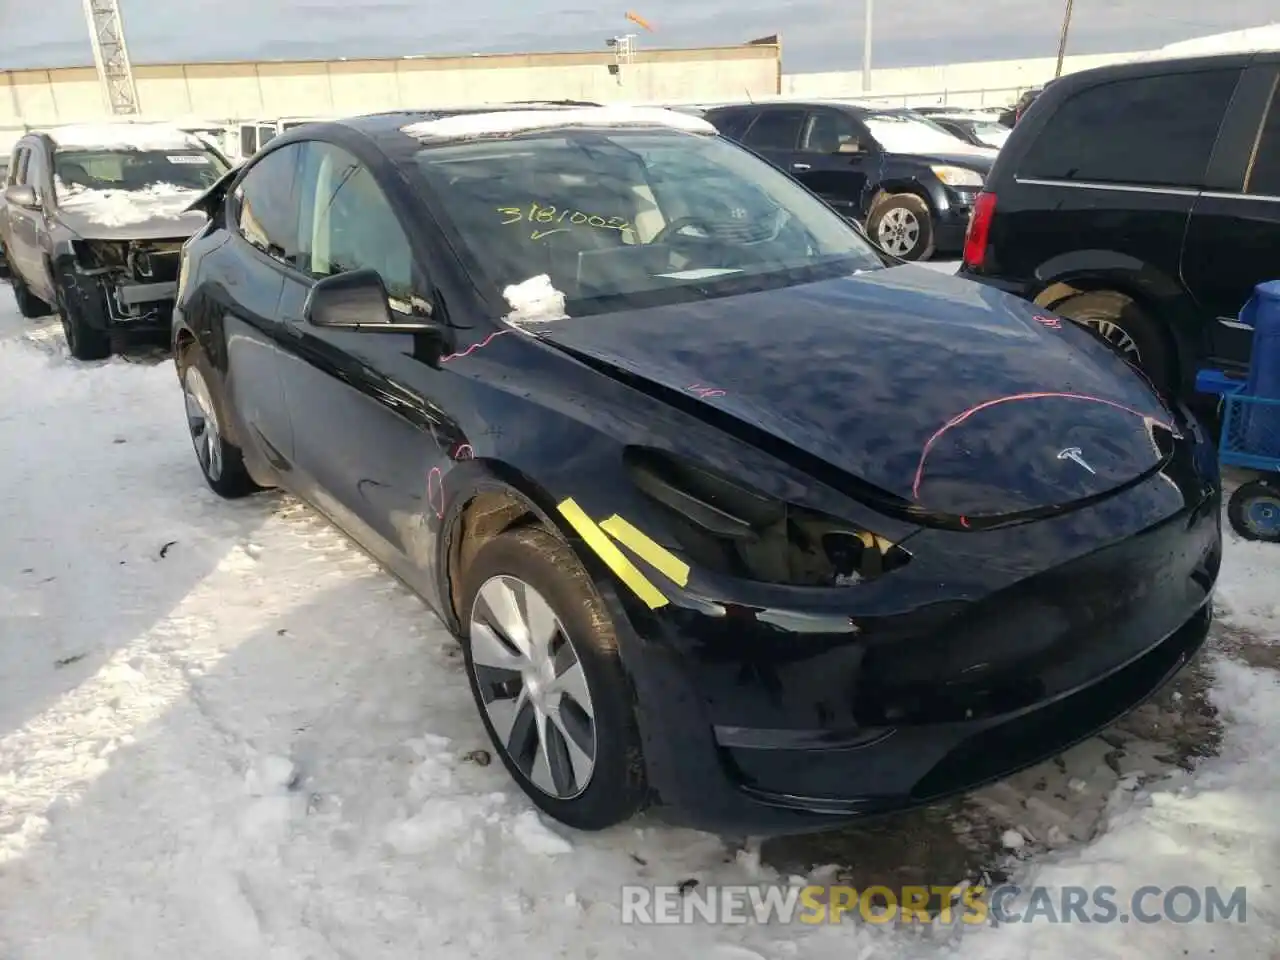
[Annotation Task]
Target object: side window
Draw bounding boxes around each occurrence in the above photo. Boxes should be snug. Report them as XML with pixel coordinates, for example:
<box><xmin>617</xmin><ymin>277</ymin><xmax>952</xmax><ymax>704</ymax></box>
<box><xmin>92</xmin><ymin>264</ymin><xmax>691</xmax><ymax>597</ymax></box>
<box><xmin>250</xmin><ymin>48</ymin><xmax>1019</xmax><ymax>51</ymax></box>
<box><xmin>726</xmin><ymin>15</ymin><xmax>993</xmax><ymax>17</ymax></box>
<box><xmin>294</xmin><ymin>141</ymin><xmax>415</xmax><ymax>305</ymax></box>
<box><xmin>15</xmin><ymin>147</ymin><xmax>34</xmax><ymax>186</ymax></box>
<box><xmin>232</xmin><ymin>144</ymin><xmax>300</xmax><ymax>265</ymax></box>
<box><xmin>1019</xmin><ymin>68</ymin><xmax>1242</xmax><ymax>188</ymax></box>
<box><xmin>800</xmin><ymin>110</ymin><xmax>862</xmax><ymax>153</ymax></box>
<box><xmin>742</xmin><ymin>109</ymin><xmax>806</xmax><ymax>151</ymax></box>
<box><xmin>8</xmin><ymin>147</ymin><xmax>28</xmax><ymax>186</ymax></box>
<box><xmin>1247</xmin><ymin>85</ymin><xmax>1280</xmax><ymax>196</ymax></box>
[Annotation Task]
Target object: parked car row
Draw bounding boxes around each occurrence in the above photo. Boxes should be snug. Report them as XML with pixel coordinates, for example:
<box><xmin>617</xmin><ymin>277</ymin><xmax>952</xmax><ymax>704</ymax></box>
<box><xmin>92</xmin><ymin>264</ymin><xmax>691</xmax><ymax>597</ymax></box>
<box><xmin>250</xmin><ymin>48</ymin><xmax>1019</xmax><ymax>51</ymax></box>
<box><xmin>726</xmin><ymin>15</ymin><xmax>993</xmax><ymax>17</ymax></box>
<box><xmin>0</xmin><ymin>92</ymin><xmax>1229</xmax><ymax>837</ymax></box>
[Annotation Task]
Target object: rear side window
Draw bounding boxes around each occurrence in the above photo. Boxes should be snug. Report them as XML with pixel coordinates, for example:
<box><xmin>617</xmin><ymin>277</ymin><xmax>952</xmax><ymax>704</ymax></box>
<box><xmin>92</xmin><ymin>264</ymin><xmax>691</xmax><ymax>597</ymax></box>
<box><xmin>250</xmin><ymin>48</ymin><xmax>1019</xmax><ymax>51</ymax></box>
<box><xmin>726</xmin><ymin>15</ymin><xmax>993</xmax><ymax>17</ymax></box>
<box><xmin>1248</xmin><ymin>84</ymin><xmax>1280</xmax><ymax>196</ymax></box>
<box><xmin>707</xmin><ymin>109</ymin><xmax>753</xmax><ymax>140</ymax></box>
<box><xmin>232</xmin><ymin>144</ymin><xmax>300</xmax><ymax>265</ymax></box>
<box><xmin>1019</xmin><ymin>69</ymin><xmax>1242</xmax><ymax>189</ymax></box>
<box><xmin>742</xmin><ymin>109</ymin><xmax>805</xmax><ymax>151</ymax></box>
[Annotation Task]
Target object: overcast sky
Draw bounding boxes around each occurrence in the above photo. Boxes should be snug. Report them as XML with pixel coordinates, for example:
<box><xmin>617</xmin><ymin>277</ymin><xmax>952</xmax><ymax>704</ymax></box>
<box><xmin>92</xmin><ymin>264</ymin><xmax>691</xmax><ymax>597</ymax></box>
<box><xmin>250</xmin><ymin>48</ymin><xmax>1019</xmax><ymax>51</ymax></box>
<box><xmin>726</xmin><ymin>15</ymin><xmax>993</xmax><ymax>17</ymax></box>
<box><xmin>1</xmin><ymin>1</ymin><xmax>1276</xmax><ymax>73</ymax></box>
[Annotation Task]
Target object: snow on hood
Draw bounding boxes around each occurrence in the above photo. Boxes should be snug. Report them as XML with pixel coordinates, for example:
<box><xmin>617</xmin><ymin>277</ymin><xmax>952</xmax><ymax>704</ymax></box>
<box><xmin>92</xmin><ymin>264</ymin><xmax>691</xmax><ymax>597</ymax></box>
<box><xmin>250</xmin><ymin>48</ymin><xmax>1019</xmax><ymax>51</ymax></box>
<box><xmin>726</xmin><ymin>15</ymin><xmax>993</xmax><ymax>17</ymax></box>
<box><xmin>45</xmin><ymin>122</ymin><xmax>206</xmax><ymax>152</ymax></box>
<box><xmin>55</xmin><ymin>183</ymin><xmax>204</xmax><ymax>230</ymax></box>
<box><xmin>864</xmin><ymin>116</ymin><xmax>999</xmax><ymax>159</ymax></box>
<box><xmin>403</xmin><ymin>106</ymin><xmax>716</xmax><ymax>141</ymax></box>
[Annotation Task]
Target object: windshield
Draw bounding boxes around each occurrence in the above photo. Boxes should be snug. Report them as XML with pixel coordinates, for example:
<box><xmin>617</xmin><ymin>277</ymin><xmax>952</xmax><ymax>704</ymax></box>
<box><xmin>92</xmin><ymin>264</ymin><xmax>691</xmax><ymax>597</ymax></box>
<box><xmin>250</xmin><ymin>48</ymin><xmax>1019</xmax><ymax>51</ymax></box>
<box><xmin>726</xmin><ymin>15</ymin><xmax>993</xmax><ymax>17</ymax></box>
<box><xmin>413</xmin><ymin>129</ymin><xmax>886</xmax><ymax>313</ymax></box>
<box><xmin>862</xmin><ymin>113</ymin><xmax>982</xmax><ymax>154</ymax></box>
<box><xmin>969</xmin><ymin>122</ymin><xmax>1010</xmax><ymax>148</ymax></box>
<box><xmin>53</xmin><ymin>148</ymin><xmax>228</xmax><ymax>198</ymax></box>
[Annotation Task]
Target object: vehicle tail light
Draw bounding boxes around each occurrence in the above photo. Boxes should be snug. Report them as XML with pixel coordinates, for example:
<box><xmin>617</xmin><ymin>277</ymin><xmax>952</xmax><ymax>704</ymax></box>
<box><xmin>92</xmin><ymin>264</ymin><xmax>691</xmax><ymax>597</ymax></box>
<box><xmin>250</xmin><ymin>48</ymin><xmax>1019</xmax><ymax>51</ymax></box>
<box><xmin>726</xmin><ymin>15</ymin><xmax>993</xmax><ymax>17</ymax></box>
<box><xmin>962</xmin><ymin>191</ymin><xmax>997</xmax><ymax>270</ymax></box>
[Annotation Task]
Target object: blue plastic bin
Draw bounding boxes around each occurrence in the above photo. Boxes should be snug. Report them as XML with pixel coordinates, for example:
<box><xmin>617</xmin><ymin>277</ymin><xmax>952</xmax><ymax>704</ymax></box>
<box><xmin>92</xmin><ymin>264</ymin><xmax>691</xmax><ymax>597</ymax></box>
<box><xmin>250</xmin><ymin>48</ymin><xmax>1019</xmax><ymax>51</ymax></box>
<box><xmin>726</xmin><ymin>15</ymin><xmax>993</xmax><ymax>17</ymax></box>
<box><xmin>1239</xmin><ymin>280</ymin><xmax>1280</xmax><ymax>459</ymax></box>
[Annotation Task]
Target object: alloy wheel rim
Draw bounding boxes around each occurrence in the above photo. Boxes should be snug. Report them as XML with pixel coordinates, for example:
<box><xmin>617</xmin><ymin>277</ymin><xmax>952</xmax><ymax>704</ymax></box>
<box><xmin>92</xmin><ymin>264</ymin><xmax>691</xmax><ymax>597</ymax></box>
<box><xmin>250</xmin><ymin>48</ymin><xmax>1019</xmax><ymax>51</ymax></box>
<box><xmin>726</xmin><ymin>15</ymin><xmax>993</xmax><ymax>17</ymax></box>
<box><xmin>183</xmin><ymin>365</ymin><xmax>223</xmax><ymax>481</ymax></box>
<box><xmin>469</xmin><ymin>574</ymin><xmax>597</xmax><ymax>799</ymax></box>
<box><xmin>1082</xmin><ymin>318</ymin><xmax>1141</xmax><ymax>362</ymax></box>
<box><xmin>877</xmin><ymin>208</ymin><xmax>920</xmax><ymax>256</ymax></box>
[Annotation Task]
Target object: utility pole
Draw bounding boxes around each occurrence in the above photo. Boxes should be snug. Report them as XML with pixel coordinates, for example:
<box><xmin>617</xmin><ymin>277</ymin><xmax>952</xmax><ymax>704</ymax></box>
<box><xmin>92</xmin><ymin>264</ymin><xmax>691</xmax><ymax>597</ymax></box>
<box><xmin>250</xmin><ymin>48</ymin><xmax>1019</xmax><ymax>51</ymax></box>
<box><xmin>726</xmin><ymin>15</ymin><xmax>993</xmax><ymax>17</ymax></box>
<box><xmin>1055</xmin><ymin>0</ymin><xmax>1075</xmax><ymax>78</ymax></box>
<box><xmin>82</xmin><ymin>0</ymin><xmax>140</xmax><ymax>115</ymax></box>
<box><xmin>862</xmin><ymin>0</ymin><xmax>874</xmax><ymax>92</ymax></box>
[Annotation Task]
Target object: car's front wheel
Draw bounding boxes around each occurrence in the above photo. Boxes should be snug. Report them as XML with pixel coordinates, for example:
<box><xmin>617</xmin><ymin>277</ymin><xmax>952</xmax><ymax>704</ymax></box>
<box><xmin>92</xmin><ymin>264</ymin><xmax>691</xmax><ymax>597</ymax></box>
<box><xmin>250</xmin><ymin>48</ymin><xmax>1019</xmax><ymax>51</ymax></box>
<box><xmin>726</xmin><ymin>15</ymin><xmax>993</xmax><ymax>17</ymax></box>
<box><xmin>178</xmin><ymin>343</ymin><xmax>261</xmax><ymax>499</ymax></box>
<box><xmin>461</xmin><ymin>526</ymin><xmax>648</xmax><ymax>830</ymax></box>
<box><xmin>867</xmin><ymin>193</ymin><xmax>935</xmax><ymax>261</ymax></box>
<box><xmin>54</xmin><ymin>270</ymin><xmax>111</xmax><ymax>361</ymax></box>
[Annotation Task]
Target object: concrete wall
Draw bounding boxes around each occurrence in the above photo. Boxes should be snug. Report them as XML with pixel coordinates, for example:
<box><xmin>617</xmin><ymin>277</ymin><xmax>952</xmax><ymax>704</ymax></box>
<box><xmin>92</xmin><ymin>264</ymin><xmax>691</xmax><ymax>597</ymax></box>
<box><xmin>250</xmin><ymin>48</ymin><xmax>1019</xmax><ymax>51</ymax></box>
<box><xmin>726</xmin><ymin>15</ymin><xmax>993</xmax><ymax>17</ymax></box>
<box><xmin>781</xmin><ymin>51</ymin><xmax>1136</xmax><ymax>106</ymax></box>
<box><xmin>0</xmin><ymin>43</ymin><xmax>781</xmax><ymax>131</ymax></box>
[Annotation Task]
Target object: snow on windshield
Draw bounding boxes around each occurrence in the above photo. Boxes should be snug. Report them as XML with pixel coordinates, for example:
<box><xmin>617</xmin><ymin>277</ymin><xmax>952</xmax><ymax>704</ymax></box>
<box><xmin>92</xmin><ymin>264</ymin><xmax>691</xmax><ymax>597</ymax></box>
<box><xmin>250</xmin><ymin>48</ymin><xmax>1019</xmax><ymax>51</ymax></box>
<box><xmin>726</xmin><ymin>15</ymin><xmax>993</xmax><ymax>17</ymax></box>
<box><xmin>52</xmin><ymin>148</ymin><xmax>225</xmax><ymax>226</ymax></box>
<box><xmin>864</xmin><ymin>114</ymin><xmax>997</xmax><ymax>156</ymax></box>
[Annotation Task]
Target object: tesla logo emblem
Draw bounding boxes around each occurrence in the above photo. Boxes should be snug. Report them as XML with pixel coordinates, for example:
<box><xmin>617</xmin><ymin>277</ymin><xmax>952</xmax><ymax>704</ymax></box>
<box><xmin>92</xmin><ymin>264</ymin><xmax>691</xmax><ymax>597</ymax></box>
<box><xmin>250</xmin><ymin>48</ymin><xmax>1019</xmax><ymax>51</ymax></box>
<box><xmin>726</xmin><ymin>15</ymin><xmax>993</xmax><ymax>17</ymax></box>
<box><xmin>1057</xmin><ymin>446</ymin><xmax>1096</xmax><ymax>474</ymax></box>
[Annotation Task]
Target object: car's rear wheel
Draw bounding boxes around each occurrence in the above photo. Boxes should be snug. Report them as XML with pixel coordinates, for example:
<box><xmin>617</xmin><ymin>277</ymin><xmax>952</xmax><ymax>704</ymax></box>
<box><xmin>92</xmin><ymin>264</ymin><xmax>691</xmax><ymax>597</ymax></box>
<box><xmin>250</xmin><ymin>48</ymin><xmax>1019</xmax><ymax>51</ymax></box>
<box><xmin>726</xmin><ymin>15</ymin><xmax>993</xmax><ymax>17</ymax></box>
<box><xmin>178</xmin><ymin>343</ymin><xmax>261</xmax><ymax>499</ymax></box>
<box><xmin>1052</xmin><ymin>290</ymin><xmax>1173</xmax><ymax>394</ymax></box>
<box><xmin>10</xmin><ymin>271</ymin><xmax>52</xmax><ymax>320</ymax></box>
<box><xmin>868</xmin><ymin>194</ymin><xmax>935</xmax><ymax>261</ymax></box>
<box><xmin>460</xmin><ymin>526</ymin><xmax>648</xmax><ymax>830</ymax></box>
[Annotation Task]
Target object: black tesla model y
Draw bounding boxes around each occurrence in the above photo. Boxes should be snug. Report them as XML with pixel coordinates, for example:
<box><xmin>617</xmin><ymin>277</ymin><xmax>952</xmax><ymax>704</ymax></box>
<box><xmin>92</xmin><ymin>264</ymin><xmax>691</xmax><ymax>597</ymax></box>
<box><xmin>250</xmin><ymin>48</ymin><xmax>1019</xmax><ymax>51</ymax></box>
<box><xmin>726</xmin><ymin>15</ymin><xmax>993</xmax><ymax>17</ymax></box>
<box><xmin>172</xmin><ymin>104</ymin><xmax>1221</xmax><ymax>835</ymax></box>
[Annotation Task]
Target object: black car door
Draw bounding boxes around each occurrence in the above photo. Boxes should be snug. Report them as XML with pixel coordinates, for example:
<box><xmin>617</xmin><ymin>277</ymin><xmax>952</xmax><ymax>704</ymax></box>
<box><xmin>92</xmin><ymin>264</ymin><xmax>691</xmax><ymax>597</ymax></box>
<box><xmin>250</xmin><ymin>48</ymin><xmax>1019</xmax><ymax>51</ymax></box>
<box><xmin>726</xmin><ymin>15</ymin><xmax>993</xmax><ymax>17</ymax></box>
<box><xmin>1181</xmin><ymin>60</ymin><xmax>1280</xmax><ymax>374</ymax></box>
<box><xmin>214</xmin><ymin>143</ymin><xmax>301</xmax><ymax>464</ymax></box>
<box><xmin>739</xmin><ymin>107</ymin><xmax>807</xmax><ymax>178</ymax></box>
<box><xmin>792</xmin><ymin>108</ymin><xmax>876</xmax><ymax>221</ymax></box>
<box><xmin>275</xmin><ymin>138</ymin><xmax>458</xmax><ymax>597</ymax></box>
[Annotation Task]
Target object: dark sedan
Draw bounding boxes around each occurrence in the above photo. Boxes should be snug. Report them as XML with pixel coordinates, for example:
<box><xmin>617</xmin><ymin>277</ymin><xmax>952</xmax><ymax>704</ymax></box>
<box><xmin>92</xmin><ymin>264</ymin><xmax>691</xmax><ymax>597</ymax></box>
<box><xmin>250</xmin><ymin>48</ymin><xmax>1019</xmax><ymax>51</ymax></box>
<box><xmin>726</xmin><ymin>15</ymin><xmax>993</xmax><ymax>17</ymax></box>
<box><xmin>173</xmin><ymin>104</ymin><xmax>1220</xmax><ymax>835</ymax></box>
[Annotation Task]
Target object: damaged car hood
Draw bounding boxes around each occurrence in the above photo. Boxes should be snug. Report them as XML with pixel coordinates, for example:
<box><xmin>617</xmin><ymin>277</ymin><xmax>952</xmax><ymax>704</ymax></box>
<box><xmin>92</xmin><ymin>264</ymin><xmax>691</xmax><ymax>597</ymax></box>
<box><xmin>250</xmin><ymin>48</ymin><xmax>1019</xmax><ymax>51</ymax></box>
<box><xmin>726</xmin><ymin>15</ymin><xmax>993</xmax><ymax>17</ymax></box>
<box><xmin>53</xmin><ymin>187</ymin><xmax>208</xmax><ymax>240</ymax></box>
<box><xmin>534</xmin><ymin>265</ymin><xmax>1179</xmax><ymax>522</ymax></box>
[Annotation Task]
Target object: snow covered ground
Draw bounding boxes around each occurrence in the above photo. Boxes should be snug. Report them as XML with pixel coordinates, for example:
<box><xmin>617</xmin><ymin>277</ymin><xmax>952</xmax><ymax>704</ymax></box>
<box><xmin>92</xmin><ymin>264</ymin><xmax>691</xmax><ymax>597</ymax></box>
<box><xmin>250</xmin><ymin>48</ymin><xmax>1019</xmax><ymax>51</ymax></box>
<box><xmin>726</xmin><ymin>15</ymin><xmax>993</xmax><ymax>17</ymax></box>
<box><xmin>0</xmin><ymin>282</ymin><xmax>1276</xmax><ymax>959</ymax></box>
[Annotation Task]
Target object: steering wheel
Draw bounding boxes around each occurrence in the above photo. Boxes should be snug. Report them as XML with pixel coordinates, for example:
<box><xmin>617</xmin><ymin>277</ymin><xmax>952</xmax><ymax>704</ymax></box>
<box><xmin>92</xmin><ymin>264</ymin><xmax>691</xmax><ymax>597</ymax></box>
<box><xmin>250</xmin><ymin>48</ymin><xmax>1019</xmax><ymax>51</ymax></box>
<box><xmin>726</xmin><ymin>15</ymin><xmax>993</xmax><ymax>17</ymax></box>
<box><xmin>651</xmin><ymin>216</ymin><xmax>719</xmax><ymax>245</ymax></box>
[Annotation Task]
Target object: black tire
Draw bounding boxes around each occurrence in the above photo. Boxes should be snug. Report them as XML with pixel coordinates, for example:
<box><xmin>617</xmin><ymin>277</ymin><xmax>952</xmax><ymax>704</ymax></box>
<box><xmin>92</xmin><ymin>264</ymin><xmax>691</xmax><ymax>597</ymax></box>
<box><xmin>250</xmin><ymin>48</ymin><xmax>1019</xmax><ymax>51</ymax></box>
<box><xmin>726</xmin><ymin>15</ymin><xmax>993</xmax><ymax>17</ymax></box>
<box><xmin>867</xmin><ymin>193</ymin><xmax>935</xmax><ymax>262</ymax></box>
<box><xmin>176</xmin><ymin>341</ymin><xmax>262</xmax><ymax>499</ymax></box>
<box><xmin>10</xmin><ymin>271</ymin><xmax>53</xmax><ymax>320</ymax></box>
<box><xmin>1052</xmin><ymin>291</ymin><xmax>1174</xmax><ymax>395</ymax></box>
<box><xmin>460</xmin><ymin>526</ymin><xmax>648</xmax><ymax>830</ymax></box>
<box><xmin>1227</xmin><ymin>480</ymin><xmax>1280</xmax><ymax>543</ymax></box>
<box><xmin>53</xmin><ymin>270</ymin><xmax>111</xmax><ymax>361</ymax></box>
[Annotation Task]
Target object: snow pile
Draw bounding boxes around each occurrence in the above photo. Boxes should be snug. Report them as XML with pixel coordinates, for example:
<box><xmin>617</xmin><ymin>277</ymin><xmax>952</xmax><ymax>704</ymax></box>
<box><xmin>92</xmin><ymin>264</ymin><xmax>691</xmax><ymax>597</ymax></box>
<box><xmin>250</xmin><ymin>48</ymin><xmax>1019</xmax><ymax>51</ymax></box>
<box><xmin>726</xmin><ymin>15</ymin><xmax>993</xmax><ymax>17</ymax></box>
<box><xmin>46</xmin><ymin>122</ymin><xmax>205</xmax><ymax>152</ymax></box>
<box><xmin>403</xmin><ymin>106</ymin><xmax>716</xmax><ymax>141</ymax></box>
<box><xmin>56</xmin><ymin>182</ymin><xmax>203</xmax><ymax>228</ymax></box>
<box><xmin>0</xmin><ymin>293</ymin><xmax>1275</xmax><ymax>959</ymax></box>
<box><xmin>502</xmin><ymin>273</ymin><xmax>567</xmax><ymax>325</ymax></box>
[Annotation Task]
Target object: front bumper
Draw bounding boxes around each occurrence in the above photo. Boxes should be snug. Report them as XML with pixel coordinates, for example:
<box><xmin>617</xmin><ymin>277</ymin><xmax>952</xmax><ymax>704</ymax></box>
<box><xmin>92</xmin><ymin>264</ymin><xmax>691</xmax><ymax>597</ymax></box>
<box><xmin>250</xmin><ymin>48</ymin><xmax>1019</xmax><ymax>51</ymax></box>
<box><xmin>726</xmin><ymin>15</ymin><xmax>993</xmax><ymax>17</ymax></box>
<box><xmin>596</xmin><ymin>447</ymin><xmax>1220</xmax><ymax>835</ymax></box>
<box><xmin>933</xmin><ymin>186</ymin><xmax>981</xmax><ymax>254</ymax></box>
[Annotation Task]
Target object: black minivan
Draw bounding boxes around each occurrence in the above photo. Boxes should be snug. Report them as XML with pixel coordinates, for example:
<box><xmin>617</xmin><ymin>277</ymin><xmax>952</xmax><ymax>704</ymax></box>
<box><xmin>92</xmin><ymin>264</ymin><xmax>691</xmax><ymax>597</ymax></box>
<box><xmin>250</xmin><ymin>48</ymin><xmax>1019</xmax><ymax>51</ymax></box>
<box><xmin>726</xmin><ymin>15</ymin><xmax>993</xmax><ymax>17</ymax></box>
<box><xmin>959</xmin><ymin>51</ymin><xmax>1280</xmax><ymax>399</ymax></box>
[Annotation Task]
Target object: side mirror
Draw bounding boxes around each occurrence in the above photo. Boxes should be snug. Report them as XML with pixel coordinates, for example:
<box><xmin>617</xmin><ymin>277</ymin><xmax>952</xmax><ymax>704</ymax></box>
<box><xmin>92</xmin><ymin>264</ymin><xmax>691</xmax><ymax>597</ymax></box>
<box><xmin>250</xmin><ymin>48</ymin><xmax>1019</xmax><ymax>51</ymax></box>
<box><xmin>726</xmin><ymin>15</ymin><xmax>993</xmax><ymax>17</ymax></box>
<box><xmin>304</xmin><ymin>269</ymin><xmax>434</xmax><ymax>332</ymax></box>
<box><xmin>837</xmin><ymin>140</ymin><xmax>862</xmax><ymax>154</ymax></box>
<box><xmin>4</xmin><ymin>184</ymin><xmax>40</xmax><ymax>209</ymax></box>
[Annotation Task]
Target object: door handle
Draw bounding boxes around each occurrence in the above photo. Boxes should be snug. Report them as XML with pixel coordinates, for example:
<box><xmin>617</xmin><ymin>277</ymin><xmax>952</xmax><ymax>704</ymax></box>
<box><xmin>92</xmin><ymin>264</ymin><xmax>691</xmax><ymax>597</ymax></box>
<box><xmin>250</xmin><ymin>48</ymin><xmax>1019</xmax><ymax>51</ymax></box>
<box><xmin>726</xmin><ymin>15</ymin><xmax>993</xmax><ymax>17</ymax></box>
<box><xmin>792</xmin><ymin>162</ymin><xmax>811</xmax><ymax>171</ymax></box>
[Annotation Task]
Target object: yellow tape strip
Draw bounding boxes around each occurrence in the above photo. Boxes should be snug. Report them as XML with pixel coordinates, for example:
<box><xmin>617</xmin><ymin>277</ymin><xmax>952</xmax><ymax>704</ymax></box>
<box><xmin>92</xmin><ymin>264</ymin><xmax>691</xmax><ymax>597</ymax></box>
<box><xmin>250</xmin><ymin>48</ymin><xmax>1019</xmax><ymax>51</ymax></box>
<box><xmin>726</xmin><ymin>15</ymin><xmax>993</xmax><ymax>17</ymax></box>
<box><xmin>557</xmin><ymin>499</ymin><xmax>669</xmax><ymax>609</ymax></box>
<box><xmin>599</xmin><ymin>514</ymin><xmax>691</xmax><ymax>588</ymax></box>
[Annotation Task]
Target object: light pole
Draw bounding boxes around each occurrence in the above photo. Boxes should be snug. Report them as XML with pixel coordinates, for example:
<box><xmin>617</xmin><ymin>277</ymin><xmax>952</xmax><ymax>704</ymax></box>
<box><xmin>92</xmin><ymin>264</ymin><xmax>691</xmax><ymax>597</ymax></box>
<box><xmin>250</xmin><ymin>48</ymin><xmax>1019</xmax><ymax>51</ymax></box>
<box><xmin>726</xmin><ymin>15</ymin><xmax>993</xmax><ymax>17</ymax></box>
<box><xmin>1055</xmin><ymin>0</ymin><xmax>1075</xmax><ymax>78</ymax></box>
<box><xmin>862</xmin><ymin>0</ymin><xmax>874</xmax><ymax>92</ymax></box>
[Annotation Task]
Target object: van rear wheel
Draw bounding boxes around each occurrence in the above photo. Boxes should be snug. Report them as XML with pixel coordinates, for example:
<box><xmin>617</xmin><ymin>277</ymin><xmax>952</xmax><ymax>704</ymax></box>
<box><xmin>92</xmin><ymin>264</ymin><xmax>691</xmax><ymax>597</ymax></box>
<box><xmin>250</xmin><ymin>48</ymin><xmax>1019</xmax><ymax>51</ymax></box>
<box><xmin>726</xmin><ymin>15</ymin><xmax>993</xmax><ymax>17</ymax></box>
<box><xmin>1052</xmin><ymin>291</ymin><xmax>1173</xmax><ymax>394</ymax></box>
